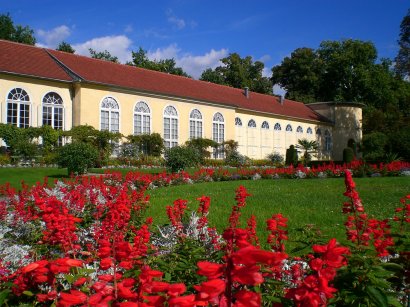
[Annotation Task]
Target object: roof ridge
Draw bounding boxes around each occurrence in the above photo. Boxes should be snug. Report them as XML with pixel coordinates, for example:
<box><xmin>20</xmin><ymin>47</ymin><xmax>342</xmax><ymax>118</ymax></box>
<box><xmin>44</xmin><ymin>49</ymin><xmax>82</xmax><ymax>81</ymax></box>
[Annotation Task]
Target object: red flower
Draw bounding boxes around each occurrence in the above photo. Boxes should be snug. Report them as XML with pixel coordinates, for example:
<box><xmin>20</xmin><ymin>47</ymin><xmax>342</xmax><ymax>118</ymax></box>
<box><xmin>313</xmin><ymin>238</ymin><xmax>350</xmax><ymax>268</ymax></box>
<box><xmin>233</xmin><ymin>290</ymin><xmax>261</xmax><ymax>307</ymax></box>
<box><xmin>59</xmin><ymin>290</ymin><xmax>87</xmax><ymax>306</ymax></box>
<box><xmin>194</xmin><ymin>279</ymin><xmax>226</xmax><ymax>301</ymax></box>
<box><xmin>197</xmin><ymin>261</ymin><xmax>224</xmax><ymax>279</ymax></box>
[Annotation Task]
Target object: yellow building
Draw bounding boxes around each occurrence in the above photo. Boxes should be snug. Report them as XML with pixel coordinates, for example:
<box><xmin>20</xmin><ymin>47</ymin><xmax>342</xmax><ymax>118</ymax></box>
<box><xmin>0</xmin><ymin>40</ymin><xmax>362</xmax><ymax>160</ymax></box>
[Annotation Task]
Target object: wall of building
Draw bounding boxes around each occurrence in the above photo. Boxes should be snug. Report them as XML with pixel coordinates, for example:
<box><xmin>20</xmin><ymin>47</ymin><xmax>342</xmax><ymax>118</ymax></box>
<box><xmin>77</xmin><ymin>84</ymin><xmax>236</xmax><ymax>145</ymax></box>
<box><xmin>0</xmin><ymin>74</ymin><xmax>73</xmax><ymax>130</ymax></box>
<box><xmin>234</xmin><ymin>110</ymin><xmax>333</xmax><ymax>160</ymax></box>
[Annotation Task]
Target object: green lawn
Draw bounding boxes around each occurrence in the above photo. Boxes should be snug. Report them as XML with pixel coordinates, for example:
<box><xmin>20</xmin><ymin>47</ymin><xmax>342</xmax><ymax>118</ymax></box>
<box><xmin>0</xmin><ymin>167</ymin><xmax>69</xmax><ymax>189</ymax></box>
<box><xmin>146</xmin><ymin>177</ymin><xmax>410</xmax><ymax>251</ymax></box>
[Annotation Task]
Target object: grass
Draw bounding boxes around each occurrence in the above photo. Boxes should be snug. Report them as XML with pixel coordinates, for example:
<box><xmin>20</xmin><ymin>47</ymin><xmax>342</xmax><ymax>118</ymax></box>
<box><xmin>0</xmin><ymin>167</ymin><xmax>69</xmax><ymax>189</ymax></box>
<box><xmin>146</xmin><ymin>177</ymin><xmax>410</xmax><ymax>251</ymax></box>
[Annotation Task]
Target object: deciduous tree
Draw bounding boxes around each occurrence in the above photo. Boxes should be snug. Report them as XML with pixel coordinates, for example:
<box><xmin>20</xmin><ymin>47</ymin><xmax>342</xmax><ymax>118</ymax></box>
<box><xmin>57</xmin><ymin>41</ymin><xmax>75</xmax><ymax>53</ymax></box>
<box><xmin>0</xmin><ymin>13</ymin><xmax>36</xmax><ymax>45</ymax></box>
<box><xmin>89</xmin><ymin>48</ymin><xmax>119</xmax><ymax>63</ymax></box>
<box><xmin>395</xmin><ymin>9</ymin><xmax>410</xmax><ymax>77</ymax></box>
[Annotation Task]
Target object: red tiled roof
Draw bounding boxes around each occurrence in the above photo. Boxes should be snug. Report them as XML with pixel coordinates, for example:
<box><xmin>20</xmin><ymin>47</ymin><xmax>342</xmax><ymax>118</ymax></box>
<box><xmin>0</xmin><ymin>40</ymin><xmax>72</xmax><ymax>81</ymax></box>
<box><xmin>0</xmin><ymin>40</ymin><xmax>326</xmax><ymax>122</ymax></box>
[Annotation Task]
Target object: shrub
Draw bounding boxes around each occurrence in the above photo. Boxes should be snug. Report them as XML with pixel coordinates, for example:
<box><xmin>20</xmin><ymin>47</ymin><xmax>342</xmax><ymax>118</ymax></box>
<box><xmin>224</xmin><ymin>150</ymin><xmax>249</xmax><ymax>166</ymax></box>
<box><xmin>185</xmin><ymin>138</ymin><xmax>217</xmax><ymax>163</ymax></box>
<box><xmin>126</xmin><ymin>133</ymin><xmax>165</xmax><ymax>157</ymax></box>
<box><xmin>343</xmin><ymin>147</ymin><xmax>354</xmax><ymax>163</ymax></box>
<box><xmin>0</xmin><ymin>154</ymin><xmax>11</xmax><ymax>165</ymax></box>
<box><xmin>57</xmin><ymin>142</ymin><xmax>98</xmax><ymax>175</ymax></box>
<box><xmin>285</xmin><ymin>145</ymin><xmax>298</xmax><ymax>166</ymax></box>
<box><xmin>267</xmin><ymin>152</ymin><xmax>284</xmax><ymax>165</ymax></box>
<box><xmin>362</xmin><ymin>132</ymin><xmax>388</xmax><ymax>162</ymax></box>
<box><xmin>164</xmin><ymin>145</ymin><xmax>201</xmax><ymax>172</ymax></box>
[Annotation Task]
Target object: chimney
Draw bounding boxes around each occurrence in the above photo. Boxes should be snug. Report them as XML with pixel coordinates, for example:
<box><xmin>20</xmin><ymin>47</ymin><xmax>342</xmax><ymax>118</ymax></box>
<box><xmin>244</xmin><ymin>87</ymin><xmax>249</xmax><ymax>98</ymax></box>
<box><xmin>279</xmin><ymin>95</ymin><xmax>284</xmax><ymax>105</ymax></box>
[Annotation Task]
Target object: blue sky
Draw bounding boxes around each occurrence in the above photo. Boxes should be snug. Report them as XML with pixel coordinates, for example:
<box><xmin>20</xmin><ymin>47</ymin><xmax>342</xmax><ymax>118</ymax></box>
<box><xmin>2</xmin><ymin>0</ymin><xmax>408</xmax><ymax>83</ymax></box>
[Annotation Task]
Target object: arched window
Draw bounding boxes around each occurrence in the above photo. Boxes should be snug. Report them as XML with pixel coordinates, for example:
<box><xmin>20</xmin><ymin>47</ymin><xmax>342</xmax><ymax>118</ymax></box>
<box><xmin>213</xmin><ymin>112</ymin><xmax>224</xmax><ymax>158</ymax></box>
<box><xmin>43</xmin><ymin>92</ymin><xmax>63</xmax><ymax>130</ymax></box>
<box><xmin>296</xmin><ymin>126</ymin><xmax>303</xmax><ymax>133</ymax></box>
<box><xmin>286</xmin><ymin>124</ymin><xmax>293</xmax><ymax>132</ymax></box>
<box><xmin>164</xmin><ymin>105</ymin><xmax>178</xmax><ymax>148</ymax></box>
<box><xmin>101</xmin><ymin>97</ymin><xmax>119</xmax><ymax>132</ymax></box>
<box><xmin>274</xmin><ymin>123</ymin><xmax>282</xmax><ymax>131</ymax></box>
<box><xmin>248</xmin><ymin>119</ymin><xmax>256</xmax><ymax>128</ymax></box>
<box><xmin>134</xmin><ymin>101</ymin><xmax>150</xmax><ymax>135</ymax></box>
<box><xmin>7</xmin><ymin>88</ymin><xmax>30</xmax><ymax>128</ymax></box>
<box><xmin>316</xmin><ymin>128</ymin><xmax>322</xmax><ymax>136</ymax></box>
<box><xmin>324</xmin><ymin>130</ymin><xmax>332</xmax><ymax>152</ymax></box>
<box><xmin>307</xmin><ymin>127</ymin><xmax>313</xmax><ymax>134</ymax></box>
<box><xmin>261</xmin><ymin>121</ymin><xmax>269</xmax><ymax>129</ymax></box>
<box><xmin>235</xmin><ymin>117</ymin><xmax>242</xmax><ymax>126</ymax></box>
<box><xmin>189</xmin><ymin>109</ymin><xmax>202</xmax><ymax>139</ymax></box>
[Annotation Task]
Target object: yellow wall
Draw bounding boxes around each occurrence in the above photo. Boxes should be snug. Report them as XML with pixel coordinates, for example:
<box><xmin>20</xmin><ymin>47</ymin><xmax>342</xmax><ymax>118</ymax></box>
<box><xmin>235</xmin><ymin>110</ymin><xmax>332</xmax><ymax>159</ymax></box>
<box><xmin>0</xmin><ymin>74</ymin><xmax>73</xmax><ymax>130</ymax></box>
<box><xmin>78</xmin><ymin>84</ymin><xmax>236</xmax><ymax>144</ymax></box>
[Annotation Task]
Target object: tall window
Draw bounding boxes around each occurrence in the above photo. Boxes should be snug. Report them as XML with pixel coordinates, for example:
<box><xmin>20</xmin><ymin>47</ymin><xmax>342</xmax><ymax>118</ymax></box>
<box><xmin>274</xmin><ymin>123</ymin><xmax>281</xmax><ymax>150</ymax></box>
<box><xmin>213</xmin><ymin>112</ymin><xmax>224</xmax><ymax>158</ymax></box>
<box><xmin>164</xmin><ymin>105</ymin><xmax>178</xmax><ymax>149</ymax></box>
<box><xmin>134</xmin><ymin>101</ymin><xmax>150</xmax><ymax>135</ymax></box>
<box><xmin>43</xmin><ymin>92</ymin><xmax>63</xmax><ymax>130</ymax></box>
<box><xmin>324</xmin><ymin>130</ymin><xmax>332</xmax><ymax>152</ymax></box>
<box><xmin>274</xmin><ymin>123</ymin><xmax>282</xmax><ymax>131</ymax></box>
<box><xmin>296</xmin><ymin>126</ymin><xmax>303</xmax><ymax>133</ymax></box>
<box><xmin>307</xmin><ymin>127</ymin><xmax>313</xmax><ymax>134</ymax></box>
<box><xmin>261</xmin><ymin>121</ymin><xmax>269</xmax><ymax>129</ymax></box>
<box><xmin>248</xmin><ymin>119</ymin><xmax>256</xmax><ymax>128</ymax></box>
<box><xmin>7</xmin><ymin>88</ymin><xmax>30</xmax><ymax>128</ymax></box>
<box><xmin>100</xmin><ymin>97</ymin><xmax>119</xmax><ymax>132</ymax></box>
<box><xmin>286</xmin><ymin>124</ymin><xmax>293</xmax><ymax>132</ymax></box>
<box><xmin>316</xmin><ymin>128</ymin><xmax>322</xmax><ymax>136</ymax></box>
<box><xmin>189</xmin><ymin>109</ymin><xmax>202</xmax><ymax>139</ymax></box>
<box><xmin>235</xmin><ymin>117</ymin><xmax>242</xmax><ymax>126</ymax></box>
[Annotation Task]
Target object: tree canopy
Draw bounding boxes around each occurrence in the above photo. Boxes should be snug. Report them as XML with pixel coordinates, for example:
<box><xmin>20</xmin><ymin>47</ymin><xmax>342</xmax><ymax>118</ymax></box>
<box><xmin>395</xmin><ymin>9</ymin><xmax>410</xmax><ymax>78</ymax></box>
<box><xmin>0</xmin><ymin>13</ymin><xmax>36</xmax><ymax>45</ymax></box>
<box><xmin>200</xmin><ymin>53</ymin><xmax>273</xmax><ymax>95</ymax></box>
<box><xmin>57</xmin><ymin>41</ymin><xmax>75</xmax><ymax>53</ymax></box>
<box><xmin>89</xmin><ymin>48</ymin><xmax>119</xmax><ymax>63</ymax></box>
<box><xmin>127</xmin><ymin>47</ymin><xmax>190</xmax><ymax>77</ymax></box>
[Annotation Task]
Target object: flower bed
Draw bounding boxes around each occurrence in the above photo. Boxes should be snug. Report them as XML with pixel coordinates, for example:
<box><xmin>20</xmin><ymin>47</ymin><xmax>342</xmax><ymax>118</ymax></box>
<box><xmin>0</xmin><ymin>166</ymin><xmax>409</xmax><ymax>306</ymax></box>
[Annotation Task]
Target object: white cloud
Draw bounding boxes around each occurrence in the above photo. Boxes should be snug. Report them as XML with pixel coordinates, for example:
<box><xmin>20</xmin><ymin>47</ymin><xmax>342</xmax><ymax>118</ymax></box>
<box><xmin>146</xmin><ymin>44</ymin><xmax>228</xmax><ymax>79</ymax></box>
<box><xmin>37</xmin><ymin>25</ymin><xmax>71</xmax><ymax>48</ymax></box>
<box><xmin>262</xmin><ymin>67</ymin><xmax>271</xmax><ymax>78</ymax></box>
<box><xmin>124</xmin><ymin>24</ymin><xmax>133</xmax><ymax>33</ymax></box>
<box><xmin>258</xmin><ymin>54</ymin><xmax>271</xmax><ymax>63</ymax></box>
<box><xmin>166</xmin><ymin>9</ymin><xmax>186</xmax><ymax>29</ymax></box>
<box><xmin>72</xmin><ymin>35</ymin><xmax>133</xmax><ymax>63</ymax></box>
<box><xmin>273</xmin><ymin>84</ymin><xmax>286</xmax><ymax>97</ymax></box>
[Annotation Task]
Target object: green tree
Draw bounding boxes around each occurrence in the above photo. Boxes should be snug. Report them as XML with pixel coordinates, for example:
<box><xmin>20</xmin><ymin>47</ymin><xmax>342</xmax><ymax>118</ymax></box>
<box><xmin>0</xmin><ymin>13</ymin><xmax>36</xmax><ymax>45</ymax></box>
<box><xmin>296</xmin><ymin>139</ymin><xmax>318</xmax><ymax>165</ymax></box>
<box><xmin>200</xmin><ymin>53</ymin><xmax>273</xmax><ymax>94</ymax></box>
<box><xmin>57</xmin><ymin>41</ymin><xmax>75</xmax><ymax>53</ymax></box>
<box><xmin>127</xmin><ymin>47</ymin><xmax>190</xmax><ymax>77</ymax></box>
<box><xmin>89</xmin><ymin>48</ymin><xmax>119</xmax><ymax>63</ymax></box>
<box><xmin>271</xmin><ymin>48</ymin><xmax>321</xmax><ymax>102</ymax></box>
<box><xmin>395</xmin><ymin>9</ymin><xmax>410</xmax><ymax>77</ymax></box>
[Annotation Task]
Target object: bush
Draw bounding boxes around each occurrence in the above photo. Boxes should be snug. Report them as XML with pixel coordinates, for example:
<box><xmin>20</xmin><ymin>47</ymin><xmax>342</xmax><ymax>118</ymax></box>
<box><xmin>57</xmin><ymin>142</ymin><xmax>98</xmax><ymax>175</ymax></box>
<box><xmin>285</xmin><ymin>145</ymin><xmax>298</xmax><ymax>166</ymax></box>
<box><xmin>126</xmin><ymin>133</ymin><xmax>165</xmax><ymax>157</ymax></box>
<box><xmin>343</xmin><ymin>147</ymin><xmax>354</xmax><ymax>163</ymax></box>
<box><xmin>186</xmin><ymin>138</ymin><xmax>217</xmax><ymax>163</ymax></box>
<box><xmin>164</xmin><ymin>145</ymin><xmax>201</xmax><ymax>172</ymax></box>
<box><xmin>0</xmin><ymin>154</ymin><xmax>11</xmax><ymax>166</ymax></box>
<box><xmin>224</xmin><ymin>150</ymin><xmax>249</xmax><ymax>166</ymax></box>
<box><xmin>362</xmin><ymin>132</ymin><xmax>388</xmax><ymax>162</ymax></box>
<box><xmin>267</xmin><ymin>152</ymin><xmax>284</xmax><ymax>165</ymax></box>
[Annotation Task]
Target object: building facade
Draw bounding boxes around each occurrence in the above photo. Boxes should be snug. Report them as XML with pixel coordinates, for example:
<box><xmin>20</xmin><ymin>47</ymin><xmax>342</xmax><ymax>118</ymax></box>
<box><xmin>0</xmin><ymin>40</ymin><xmax>362</xmax><ymax>160</ymax></box>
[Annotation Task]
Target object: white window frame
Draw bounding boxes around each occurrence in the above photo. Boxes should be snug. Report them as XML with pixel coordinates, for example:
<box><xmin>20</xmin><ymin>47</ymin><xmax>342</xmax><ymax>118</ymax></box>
<box><xmin>235</xmin><ymin>117</ymin><xmax>242</xmax><ymax>126</ymax></box>
<box><xmin>6</xmin><ymin>88</ymin><xmax>31</xmax><ymax>128</ymax></box>
<box><xmin>163</xmin><ymin>105</ymin><xmax>179</xmax><ymax>149</ymax></box>
<box><xmin>133</xmin><ymin>101</ymin><xmax>151</xmax><ymax>135</ymax></box>
<box><xmin>307</xmin><ymin>127</ymin><xmax>313</xmax><ymax>134</ymax></box>
<box><xmin>261</xmin><ymin>121</ymin><xmax>269</xmax><ymax>129</ymax></box>
<box><xmin>296</xmin><ymin>126</ymin><xmax>303</xmax><ymax>134</ymax></box>
<box><xmin>286</xmin><ymin>124</ymin><xmax>293</xmax><ymax>132</ymax></box>
<box><xmin>42</xmin><ymin>92</ymin><xmax>64</xmax><ymax>130</ymax></box>
<box><xmin>324</xmin><ymin>130</ymin><xmax>332</xmax><ymax>152</ymax></box>
<box><xmin>274</xmin><ymin>123</ymin><xmax>282</xmax><ymax>131</ymax></box>
<box><xmin>213</xmin><ymin>112</ymin><xmax>224</xmax><ymax>158</ymax></box>
<box><xmin>189</xmin><ymin>108</ymin><xmax>203</xmax><ymax>139</ymax></box>
<box><xmin>100</xmin><ymin>96</ymin><xmax>120</xmax><ymax>133</ymax></box>
<box><xmin>248</xmin><ymin>119</ymin><xmax>257</xmax><ymax>128</ymax></box>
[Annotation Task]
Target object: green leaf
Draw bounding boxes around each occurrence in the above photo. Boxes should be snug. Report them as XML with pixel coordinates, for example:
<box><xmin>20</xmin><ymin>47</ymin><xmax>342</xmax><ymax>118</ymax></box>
<box><xmin>380</xmin><ymin>262</ymin><xmax>403</xmax><ymax>272</ymax></box>
<box><xmin>23</xmin><ymin>290</ymin><xmax>34</xmax><ymax>296</ymax></box>
<box><xmin>0</xmin><ymin>289</ymin><xmax>11</xmax><ymax>305</ymax></box>
<box><xmin>366</xmin><ymin>286</ymin><xmax>388</xmax><ymax>307</ymax></box>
